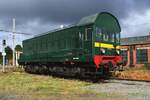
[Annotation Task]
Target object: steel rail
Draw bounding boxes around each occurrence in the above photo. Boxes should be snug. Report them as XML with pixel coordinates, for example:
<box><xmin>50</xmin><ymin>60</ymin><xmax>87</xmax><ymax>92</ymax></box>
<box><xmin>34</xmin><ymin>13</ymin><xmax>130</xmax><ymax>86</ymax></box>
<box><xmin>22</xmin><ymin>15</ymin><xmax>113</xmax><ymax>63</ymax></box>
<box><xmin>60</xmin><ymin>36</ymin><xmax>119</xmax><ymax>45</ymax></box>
<box><xmin>110</xmin><ymin>77</ymin><xmax>150</xmax><ymax>83</ymax></box>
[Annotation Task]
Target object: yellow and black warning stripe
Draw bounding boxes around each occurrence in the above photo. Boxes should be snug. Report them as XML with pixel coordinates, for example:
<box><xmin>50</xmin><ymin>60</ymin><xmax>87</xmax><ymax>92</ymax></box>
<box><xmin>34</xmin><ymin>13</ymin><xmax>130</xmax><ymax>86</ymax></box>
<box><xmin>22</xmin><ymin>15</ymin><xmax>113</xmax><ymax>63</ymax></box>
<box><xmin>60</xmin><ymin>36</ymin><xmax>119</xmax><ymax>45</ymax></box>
<box><xmin>94</xmin><ymin>42</ymin><xmax>120</xmax><ymax>49</ymax></box>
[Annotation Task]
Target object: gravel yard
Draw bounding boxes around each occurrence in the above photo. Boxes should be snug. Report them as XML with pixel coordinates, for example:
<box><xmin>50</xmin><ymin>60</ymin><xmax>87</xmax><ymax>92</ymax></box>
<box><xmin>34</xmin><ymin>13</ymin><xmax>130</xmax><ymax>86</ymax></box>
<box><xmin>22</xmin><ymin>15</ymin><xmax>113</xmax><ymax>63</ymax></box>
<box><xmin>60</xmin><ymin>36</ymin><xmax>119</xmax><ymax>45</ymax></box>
<box><xmin>83</xmin><ymin>80</ymin><xmax>150</xmax><ymax>100</ymax></box>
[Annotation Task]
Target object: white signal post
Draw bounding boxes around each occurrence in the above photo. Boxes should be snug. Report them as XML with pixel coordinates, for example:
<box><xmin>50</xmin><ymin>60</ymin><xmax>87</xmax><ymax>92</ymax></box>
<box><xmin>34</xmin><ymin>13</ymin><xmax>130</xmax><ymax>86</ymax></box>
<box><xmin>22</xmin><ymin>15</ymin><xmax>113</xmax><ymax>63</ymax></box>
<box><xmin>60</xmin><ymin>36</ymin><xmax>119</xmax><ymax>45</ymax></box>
<box><xmin>2</xmin><ymin>40</ymin><xmax>6</xmax><ymax>72</ymax></box>
<box><xmin>12</xmin><ymin>18</ymin><xmax>15</xmax><ymax>66</ymax></box>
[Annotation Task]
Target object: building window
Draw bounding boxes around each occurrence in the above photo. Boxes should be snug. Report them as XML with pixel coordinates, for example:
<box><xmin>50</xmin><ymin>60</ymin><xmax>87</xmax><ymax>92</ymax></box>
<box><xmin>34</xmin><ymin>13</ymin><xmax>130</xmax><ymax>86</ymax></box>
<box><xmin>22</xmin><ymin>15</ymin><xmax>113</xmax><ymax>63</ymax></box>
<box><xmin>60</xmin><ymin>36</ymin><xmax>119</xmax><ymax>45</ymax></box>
<box><xmin>121</xmin><ymin>50</ymin><xmax>128</xmax><ymax>63</ymax></box>
<box><xmin>136</xmin><ymin>49</ymin><xmax>148</xmax><ymax>64</ymax></box>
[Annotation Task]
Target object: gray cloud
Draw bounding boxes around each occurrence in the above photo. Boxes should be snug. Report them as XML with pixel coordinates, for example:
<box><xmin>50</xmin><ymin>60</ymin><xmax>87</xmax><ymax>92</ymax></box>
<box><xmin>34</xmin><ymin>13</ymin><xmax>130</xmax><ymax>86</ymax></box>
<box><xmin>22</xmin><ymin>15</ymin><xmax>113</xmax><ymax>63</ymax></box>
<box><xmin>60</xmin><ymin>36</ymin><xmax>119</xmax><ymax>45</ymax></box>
<box><xmin>0</xmin><ymin>0</ymin><xmax>133</xmax><ymax>23</ymax></box>
<box><xmin>0</xmin><ymin>0</ymin><xmax>150</xmax><ymax>35</ymax></box>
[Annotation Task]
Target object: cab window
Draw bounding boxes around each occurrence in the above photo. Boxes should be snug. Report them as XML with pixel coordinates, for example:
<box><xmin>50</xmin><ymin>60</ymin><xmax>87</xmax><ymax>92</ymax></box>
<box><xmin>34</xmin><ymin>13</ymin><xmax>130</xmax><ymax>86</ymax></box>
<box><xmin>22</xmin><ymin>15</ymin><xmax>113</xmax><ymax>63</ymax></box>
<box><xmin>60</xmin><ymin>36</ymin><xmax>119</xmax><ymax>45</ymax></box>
<box><xmin>85</xmin><ymin>28</ymin><xmax>92</xmax><ymax>41</ymax></box>
<box><xmin>96</xmin><ymin>27</ymin><xmax>102</xmax><ymax>40</ymax></box>
<box><xmin>108</xmin><ymin>33</ymin><xmax>115</xmax><ymax>42</ymax></box>
<box><xmin>116</xmin><ymin>33</ymin><xmax>120</xmax><ymax>43</ymax></box>
<box><xmin>103</xmin><ymin>33</ymin><xmax>109</xmax><ymax>41</ymax></box>
<box><xmin>103</xmin><ymin>33</ymin><xmax>116</xmax><ymax>43</ymax></box>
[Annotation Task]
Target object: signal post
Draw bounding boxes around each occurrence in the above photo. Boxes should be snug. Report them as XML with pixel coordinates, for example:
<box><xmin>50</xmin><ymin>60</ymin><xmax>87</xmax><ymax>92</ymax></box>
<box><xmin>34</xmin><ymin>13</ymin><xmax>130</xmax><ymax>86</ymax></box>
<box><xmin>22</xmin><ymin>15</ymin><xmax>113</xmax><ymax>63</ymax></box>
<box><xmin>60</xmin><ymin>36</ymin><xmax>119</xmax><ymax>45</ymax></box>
<box><xmin>2</xmin><ymin>40</ymin><xmax>6</xmax><ymax>72</ymax></box>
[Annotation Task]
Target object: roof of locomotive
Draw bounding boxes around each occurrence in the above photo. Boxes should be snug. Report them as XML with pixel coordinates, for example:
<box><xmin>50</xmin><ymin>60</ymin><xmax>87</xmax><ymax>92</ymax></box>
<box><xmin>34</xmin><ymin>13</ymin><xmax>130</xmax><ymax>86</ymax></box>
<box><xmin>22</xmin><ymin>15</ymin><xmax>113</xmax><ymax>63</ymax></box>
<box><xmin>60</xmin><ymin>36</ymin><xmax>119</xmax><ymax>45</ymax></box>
<box><xmin>33</xmin><ymin>13</ymin><xmax>99</xmax><ymax>37</ymax></box>
<box><xmin>76</xmin><ymin>13</ymin><xmax>99</xmax><ymax>26</ymax></box>
<box><xmin>34</xmin><ymin>13</ymin><xmax>99</xmax><ymax>37</ymax></box>
<box><xmin>25</xmin><ymin>12</ymin><xmax>120</xmax><ymax>41</ymax></box>
<box><xmin>34</xmin><ymin>24</ymin><xmax>76</xmax><ymax>37</ymax></box>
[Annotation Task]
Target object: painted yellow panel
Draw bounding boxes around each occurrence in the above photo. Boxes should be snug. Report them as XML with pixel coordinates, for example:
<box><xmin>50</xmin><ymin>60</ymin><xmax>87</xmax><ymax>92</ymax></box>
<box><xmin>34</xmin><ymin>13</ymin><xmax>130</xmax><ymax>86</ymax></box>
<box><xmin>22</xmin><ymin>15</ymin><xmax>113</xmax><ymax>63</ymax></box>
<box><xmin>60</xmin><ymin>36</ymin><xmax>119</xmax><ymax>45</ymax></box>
<box><xmin>94</xmin><ymin>42</ymin><xmax>120</xmax><ymax>49</ymax></box>
<box><xmin>100</xmin><ymin>43</ymin><xmax>114</xmax><ymax>49</ymax></box>
<box><xmin>94</xmin><ymin>42</ymin><xmax>100</xmax><ymax>47</ymax></box>
<box><xmin>116</xmin><ymin>46</ymin><xmax>120</xmax><ymax>49</ymax></box>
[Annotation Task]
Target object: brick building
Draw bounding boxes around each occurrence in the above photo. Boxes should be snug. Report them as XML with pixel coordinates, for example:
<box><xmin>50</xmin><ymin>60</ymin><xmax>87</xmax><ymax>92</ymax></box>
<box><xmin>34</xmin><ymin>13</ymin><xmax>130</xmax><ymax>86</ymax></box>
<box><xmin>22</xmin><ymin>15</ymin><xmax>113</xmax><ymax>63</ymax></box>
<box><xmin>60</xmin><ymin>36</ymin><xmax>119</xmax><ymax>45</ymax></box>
<box><xmin>121</xmin><ymin>35</ymin><xmax>150</xmax><ymax>67</ymax></box>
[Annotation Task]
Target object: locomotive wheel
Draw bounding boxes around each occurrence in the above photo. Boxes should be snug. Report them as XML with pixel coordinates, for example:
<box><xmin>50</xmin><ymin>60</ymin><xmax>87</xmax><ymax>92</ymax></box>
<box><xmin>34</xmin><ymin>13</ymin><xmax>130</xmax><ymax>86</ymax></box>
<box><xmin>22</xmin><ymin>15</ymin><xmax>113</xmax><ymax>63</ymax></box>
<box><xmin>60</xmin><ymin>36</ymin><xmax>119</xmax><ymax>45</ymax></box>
<box><xmin>100</xmin><ymin>64</ymin><xmax>110</xmax><ymax>79</ymax></box>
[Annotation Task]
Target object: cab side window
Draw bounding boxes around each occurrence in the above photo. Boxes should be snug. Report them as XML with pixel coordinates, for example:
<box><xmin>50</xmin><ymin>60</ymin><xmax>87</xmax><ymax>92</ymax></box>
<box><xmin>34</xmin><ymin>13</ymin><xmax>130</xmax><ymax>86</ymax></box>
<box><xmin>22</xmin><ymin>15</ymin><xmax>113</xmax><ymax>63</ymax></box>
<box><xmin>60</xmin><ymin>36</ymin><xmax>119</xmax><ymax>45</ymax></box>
<box><xmin>103</xmin><ymin>33</ymin><xmax>109</xmax><ymax>41</ymax></box>
<box><xmin>85</xmin><ymin>28</ymin><xmax>92</xmax><ymax>41</ymax></box>
<box><xmin>116</xmin><ymin>33</ymin><xmax>120</xmax><ymax>43</ymax></box>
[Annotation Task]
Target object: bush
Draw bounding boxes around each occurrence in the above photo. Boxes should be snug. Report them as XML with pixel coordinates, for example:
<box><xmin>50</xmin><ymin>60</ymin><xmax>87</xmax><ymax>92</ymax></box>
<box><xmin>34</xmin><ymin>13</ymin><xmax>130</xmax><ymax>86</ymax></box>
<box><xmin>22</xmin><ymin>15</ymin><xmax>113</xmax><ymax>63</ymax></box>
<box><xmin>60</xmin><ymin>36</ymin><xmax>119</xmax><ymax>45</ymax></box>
<box><xmin>144</xmin><ymin>63</ymin><xmax>150</xmax><ymax>70</ymax></box>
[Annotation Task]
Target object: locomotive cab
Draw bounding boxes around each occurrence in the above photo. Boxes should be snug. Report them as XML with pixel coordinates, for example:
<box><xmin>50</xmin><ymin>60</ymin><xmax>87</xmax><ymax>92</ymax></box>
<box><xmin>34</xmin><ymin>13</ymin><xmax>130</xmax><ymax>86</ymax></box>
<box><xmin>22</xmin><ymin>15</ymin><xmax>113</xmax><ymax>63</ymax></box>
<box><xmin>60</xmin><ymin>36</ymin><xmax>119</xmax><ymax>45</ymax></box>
<box><xmin>93</xmin><ymin>12</ymin><xmax>123</xmax><ymax>72</ymax></box>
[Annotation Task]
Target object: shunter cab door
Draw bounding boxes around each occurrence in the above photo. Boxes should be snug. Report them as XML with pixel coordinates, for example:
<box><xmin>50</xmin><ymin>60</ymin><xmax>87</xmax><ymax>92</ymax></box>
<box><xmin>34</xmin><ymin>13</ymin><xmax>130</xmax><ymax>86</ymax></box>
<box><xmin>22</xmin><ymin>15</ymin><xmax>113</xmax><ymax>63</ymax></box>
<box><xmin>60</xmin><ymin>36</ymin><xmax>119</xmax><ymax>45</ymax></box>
<box><xmin>84</xmin><ymin>28</ymin><xmax>93</xmax><ymax>57</ymax></box>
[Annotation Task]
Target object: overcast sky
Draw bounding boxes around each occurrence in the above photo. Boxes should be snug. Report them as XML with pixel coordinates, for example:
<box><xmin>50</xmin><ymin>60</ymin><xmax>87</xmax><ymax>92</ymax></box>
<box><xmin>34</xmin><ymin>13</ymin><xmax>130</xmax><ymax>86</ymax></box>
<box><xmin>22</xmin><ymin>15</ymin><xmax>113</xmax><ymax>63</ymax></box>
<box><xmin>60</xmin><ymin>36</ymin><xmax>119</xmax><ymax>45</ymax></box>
<box><xmin>0</xmin><ymin>0</ymin><xmax>150</xmax><ymax>50</ymax></box>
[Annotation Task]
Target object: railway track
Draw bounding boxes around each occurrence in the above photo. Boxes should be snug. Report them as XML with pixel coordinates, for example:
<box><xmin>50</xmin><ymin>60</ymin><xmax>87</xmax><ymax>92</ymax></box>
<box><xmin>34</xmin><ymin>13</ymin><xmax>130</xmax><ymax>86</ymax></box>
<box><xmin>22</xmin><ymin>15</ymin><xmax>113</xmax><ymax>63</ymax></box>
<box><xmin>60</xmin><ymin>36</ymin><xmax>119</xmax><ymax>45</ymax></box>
<box><xmin>110</xmin><ymin>77</ymin><xmax>150</xmax><ymax>83</ymax></box>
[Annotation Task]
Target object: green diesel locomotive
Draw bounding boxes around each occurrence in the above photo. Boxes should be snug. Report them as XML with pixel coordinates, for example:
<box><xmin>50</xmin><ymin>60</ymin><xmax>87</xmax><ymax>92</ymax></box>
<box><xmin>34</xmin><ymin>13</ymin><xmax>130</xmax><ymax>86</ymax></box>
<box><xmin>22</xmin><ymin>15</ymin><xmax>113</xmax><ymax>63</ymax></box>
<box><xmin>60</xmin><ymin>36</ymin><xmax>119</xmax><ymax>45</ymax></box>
<box><xmin>19</xmin><ymin>12</ymin><xmax>123</xmax><ymax>78</ymax></box>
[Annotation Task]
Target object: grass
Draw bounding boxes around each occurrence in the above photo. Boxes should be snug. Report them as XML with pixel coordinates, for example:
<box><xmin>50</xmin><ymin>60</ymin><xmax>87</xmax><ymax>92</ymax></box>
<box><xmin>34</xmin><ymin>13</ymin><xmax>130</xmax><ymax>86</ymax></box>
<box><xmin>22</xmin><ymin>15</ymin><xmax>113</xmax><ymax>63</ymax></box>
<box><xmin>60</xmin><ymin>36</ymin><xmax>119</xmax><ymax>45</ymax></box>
<box><xmin>0</xmin><ymin>72</ymin><xmax>88</xmax><ymax>92</ymax></box>
<box><xmin>0</xmin><ymin>68</ymin><xmax>100</xmax><ymax>100</ymax></box>
<box><xmin>0</xmin><ymin>67</ymin><xmax>129</xmax><ymax>100</ymax></box>
<box><xmin>114</xmin><ymin>66</ymin><xmax>150</xmax><ymax>81</ymax></box>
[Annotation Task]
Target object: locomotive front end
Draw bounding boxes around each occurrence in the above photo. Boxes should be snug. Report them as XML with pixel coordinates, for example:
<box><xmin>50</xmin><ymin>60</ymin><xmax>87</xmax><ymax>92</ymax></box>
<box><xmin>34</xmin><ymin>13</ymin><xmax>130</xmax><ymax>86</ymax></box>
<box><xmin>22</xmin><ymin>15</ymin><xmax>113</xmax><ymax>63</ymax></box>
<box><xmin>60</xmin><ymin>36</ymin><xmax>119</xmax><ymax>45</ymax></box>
<box><xmin>93</xmin><ymin>13</ymin><xmax>123</xmax><ymax>75</ymax></box>
<box><xmin>93</xmin><ymin>31</ymin><xmax>123</xmax><ymax>70</ymax></box>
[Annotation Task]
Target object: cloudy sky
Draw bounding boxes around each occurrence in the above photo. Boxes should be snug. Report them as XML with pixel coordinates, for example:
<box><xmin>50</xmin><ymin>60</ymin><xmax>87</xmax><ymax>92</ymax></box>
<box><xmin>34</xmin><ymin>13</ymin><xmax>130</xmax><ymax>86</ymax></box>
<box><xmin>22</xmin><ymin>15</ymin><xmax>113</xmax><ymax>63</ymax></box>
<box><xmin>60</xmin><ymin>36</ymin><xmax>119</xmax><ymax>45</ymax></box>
<box><xmin>0</xmin><ymin>0</ymin><xmax>150</xmax><ymax>50</ymax></box>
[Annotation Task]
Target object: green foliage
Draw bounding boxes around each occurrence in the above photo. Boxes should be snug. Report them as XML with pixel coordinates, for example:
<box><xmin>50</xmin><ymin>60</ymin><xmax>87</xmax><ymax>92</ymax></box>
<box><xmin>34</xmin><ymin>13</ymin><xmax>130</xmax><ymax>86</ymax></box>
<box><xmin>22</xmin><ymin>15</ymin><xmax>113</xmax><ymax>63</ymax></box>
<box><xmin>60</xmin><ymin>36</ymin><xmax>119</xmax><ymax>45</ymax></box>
<box><xmin>144</xmin><ymin>63</ymin><xmax>150</xmax><ymax>70</ymax></box>
<box><xmin>0</xmin><ymin>71</ymin><xmax>94</xmax><ymax>99</ymax></box>
<box><xmin>5</xmin><ymin>46</ymin><xmax>13</xmax><ymax>60</ymax></box>
<box><xmin>15</xmin><ymin>44</ymin><xmax>22</xmax><ymax>52</ymax></box>
<box><xmin>0</xmin><ymin>52</ymin><xmax>2</xmax><ymax>64</ymax></box>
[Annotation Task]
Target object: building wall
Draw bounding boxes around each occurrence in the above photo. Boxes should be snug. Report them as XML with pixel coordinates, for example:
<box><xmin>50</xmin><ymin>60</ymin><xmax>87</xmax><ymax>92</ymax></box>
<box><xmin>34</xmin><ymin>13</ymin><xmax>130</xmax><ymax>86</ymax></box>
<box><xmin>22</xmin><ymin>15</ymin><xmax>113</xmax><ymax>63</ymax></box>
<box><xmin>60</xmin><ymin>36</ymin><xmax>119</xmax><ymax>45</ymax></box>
<box><xmin>120</xmin><ymin>43</ymin><xmax>150</xmax><ymax>67</ymax></box>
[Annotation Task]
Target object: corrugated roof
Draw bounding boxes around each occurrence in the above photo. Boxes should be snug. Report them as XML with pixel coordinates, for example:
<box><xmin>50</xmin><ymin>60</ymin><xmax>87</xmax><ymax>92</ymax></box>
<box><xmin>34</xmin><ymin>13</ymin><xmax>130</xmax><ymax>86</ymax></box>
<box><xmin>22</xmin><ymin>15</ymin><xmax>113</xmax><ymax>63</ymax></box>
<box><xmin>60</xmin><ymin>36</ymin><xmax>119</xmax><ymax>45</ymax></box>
<box><xmin>77</xmin><ymin>13</ymin><xmax>99</xmax><ymax>26</ymax></box>
<box><xmin>121</xmin><ymin>35</ymin><xmax>150</xmax><ymax>45</ymax></box>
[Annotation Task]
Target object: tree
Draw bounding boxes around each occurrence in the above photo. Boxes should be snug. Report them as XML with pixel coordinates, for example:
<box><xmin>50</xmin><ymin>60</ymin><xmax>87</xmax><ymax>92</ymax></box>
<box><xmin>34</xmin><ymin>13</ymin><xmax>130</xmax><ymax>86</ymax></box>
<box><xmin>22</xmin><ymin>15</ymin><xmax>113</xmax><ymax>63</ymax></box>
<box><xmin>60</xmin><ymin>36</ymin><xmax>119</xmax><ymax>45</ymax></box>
<box><xmin>0</xmin><ymin>52</ymin><xmax>2</xmax><ymax>64</ymax></box>
<box><xmin>15</xmin><ymin>44</ymin><xmax>22</xmax><ymax>52</ymax></box>
<box><xmin>5</xmin><ymin>46</ymin><xmax>13</xmax><ymax>64</ymax></box>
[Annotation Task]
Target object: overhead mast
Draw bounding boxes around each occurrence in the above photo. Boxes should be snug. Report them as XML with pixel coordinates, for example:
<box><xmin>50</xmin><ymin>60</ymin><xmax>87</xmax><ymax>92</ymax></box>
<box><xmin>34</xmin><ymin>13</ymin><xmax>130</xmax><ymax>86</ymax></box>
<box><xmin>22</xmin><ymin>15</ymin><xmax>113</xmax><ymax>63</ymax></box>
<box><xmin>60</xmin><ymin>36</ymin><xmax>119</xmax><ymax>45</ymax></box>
<box><xmin>12</xmin><ymin>18</ymin><xmax>16</xmax><ymax>66</ymax></box>
<box><xmin>0</xmin><ymin>19</ymin><xmax>32</xmax><ymax>66</ymax></box>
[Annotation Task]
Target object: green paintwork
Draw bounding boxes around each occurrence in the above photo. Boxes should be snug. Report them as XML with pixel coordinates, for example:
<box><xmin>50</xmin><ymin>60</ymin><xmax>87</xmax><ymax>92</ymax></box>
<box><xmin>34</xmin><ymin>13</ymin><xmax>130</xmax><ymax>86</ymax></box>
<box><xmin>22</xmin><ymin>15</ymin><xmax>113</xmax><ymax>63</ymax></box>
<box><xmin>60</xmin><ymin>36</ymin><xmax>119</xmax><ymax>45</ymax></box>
<box><xmin>19</xmin><ymin>12</ymin><xmax>121</xmax><ymax>64</ymax></box>
<box><xmin>93</xmin><ymin>12</ymin><xmax>121</xmax><ymax>56</ymax></box>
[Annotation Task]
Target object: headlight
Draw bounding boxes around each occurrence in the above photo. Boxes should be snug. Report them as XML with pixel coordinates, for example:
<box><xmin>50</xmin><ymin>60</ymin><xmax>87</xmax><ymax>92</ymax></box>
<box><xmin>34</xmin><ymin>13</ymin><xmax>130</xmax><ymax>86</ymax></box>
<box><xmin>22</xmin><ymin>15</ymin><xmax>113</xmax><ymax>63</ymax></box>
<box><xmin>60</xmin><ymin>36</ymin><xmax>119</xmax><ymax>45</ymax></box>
<box><xmin>116</xmin><ymin>50</ymin><xmax>120</xmax><ymax>54</ymax></box>
<box><xmin>101</xmin><ymin>48</ymin><xmax>105</xmax><ymax>54</ymax></box>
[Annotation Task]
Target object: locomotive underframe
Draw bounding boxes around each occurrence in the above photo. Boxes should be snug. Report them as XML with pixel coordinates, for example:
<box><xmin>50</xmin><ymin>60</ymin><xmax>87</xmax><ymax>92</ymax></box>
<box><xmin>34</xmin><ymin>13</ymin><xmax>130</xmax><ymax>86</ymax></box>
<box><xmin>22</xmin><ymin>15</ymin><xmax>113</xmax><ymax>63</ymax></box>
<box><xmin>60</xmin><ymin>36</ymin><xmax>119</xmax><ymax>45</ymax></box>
<box><xmin>20</xmin><ymin>61</ymin><xmax>115</xmax><ymax>79</ymax></box>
